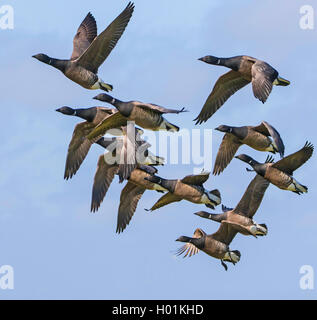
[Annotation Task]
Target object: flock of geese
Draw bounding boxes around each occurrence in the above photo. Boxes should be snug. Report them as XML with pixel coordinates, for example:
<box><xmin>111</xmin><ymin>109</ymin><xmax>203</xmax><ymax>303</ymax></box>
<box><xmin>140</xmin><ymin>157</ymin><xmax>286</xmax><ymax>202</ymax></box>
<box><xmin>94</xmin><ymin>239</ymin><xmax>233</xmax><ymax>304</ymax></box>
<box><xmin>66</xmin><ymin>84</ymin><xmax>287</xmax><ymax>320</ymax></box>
<box><xmin>33</xmin><ymin>3</ymin><xmax>314</xmax><ymax>270</ymax></box>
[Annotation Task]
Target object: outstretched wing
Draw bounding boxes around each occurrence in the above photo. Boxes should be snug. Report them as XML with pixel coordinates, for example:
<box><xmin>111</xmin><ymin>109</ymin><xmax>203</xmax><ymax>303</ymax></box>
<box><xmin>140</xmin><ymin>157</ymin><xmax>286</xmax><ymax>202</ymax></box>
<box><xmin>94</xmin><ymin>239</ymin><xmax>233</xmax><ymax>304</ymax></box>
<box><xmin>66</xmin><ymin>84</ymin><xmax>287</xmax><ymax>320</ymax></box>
<box><xmin>137</xmin><ymin>102</ymin><xmax>187</xmax><ymax>115</ymax></box>
<box><xmin>91</xmin><ymin>154</ymin><xmax>118</xmax><ymax>212</ymax></box>
<box><xmin>87</xmin><ymin>112</ymin><xmax>129</xmax><ymax>143</ymax></box>
<box><xmin>76</xmin><ymin>2</ymin><xmax>135</xmax><ymax>73</ymax></box>
<box><xmin>212</xmin><ymin>222</ymin><xmax>237</xmax><ymax>246</ymax></box>
<box><xmin>117</xmin><ymin>182</ymin><xmax>146</xmax><ymax>233</ymax></box>
<box><xmin>71</xmin><ymin>12</ymin><xmax>97</xmax><ymax>60</ymax></box>
<box><xmin>176</xmin><ymin>228</ymin><xmax>206</xmax><ymax>258</ymax></box>
<box><xmin>64</xmin><ymin>121</ymin><xmax>95</xmax><ymax>180</ymax></box>
<box><xmin>149</xmin><ymin>192</ymin><xmax>182</xmax><ymax>211</ymax></box>
<box><xmin>272</xmin><ymin>141</ymin><xmax>314</xmax><ymax>175</ymax></box>
<box><xmin>194</xmin><ymin>70</ymin><xmax>250</xmax><ymax>124</ymax></box>
<box><xmin>251</xmin><ymin>61</ymin><xmax>278</xmax><ymax>103</ymax></box>
<box><xmin>252</xmin><ymin>121</ymin><xmax>285</xmax><ymax>157</ymax></box>
<box><xmin>181</xmin><ymin>171</ymin><xmax>210</xmax><ymax>186</ymax></box>
<box><xmin>213</xmin><ymin>133</ymin><xmax>242</xmax><ymax>175</ymax></box>
<box><xmin>234</xmin><ymin>175</ymin><xmax>270</xmax><ymax>218</ymax></box>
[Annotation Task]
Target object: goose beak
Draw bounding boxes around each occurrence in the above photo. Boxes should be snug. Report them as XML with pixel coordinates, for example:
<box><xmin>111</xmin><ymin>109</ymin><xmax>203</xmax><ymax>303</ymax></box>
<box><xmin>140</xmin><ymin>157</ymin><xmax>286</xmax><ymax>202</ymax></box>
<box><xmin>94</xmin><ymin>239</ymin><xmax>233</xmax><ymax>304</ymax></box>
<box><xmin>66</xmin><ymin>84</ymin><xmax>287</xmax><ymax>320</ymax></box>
<box><xmin>55</xmin><ymin>108</ymin><xmax>61</xmax><ymax>112</ymax></box>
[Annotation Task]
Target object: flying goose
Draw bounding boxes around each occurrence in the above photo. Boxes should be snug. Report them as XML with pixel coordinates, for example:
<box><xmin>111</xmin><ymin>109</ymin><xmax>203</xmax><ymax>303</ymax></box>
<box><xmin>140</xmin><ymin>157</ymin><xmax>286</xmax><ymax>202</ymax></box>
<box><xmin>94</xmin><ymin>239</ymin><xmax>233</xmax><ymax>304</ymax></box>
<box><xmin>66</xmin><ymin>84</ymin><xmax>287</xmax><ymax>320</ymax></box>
<box><xmin>145</xmin><ymin>171</ymin><xmax>221</xmax><ymax>211</ymax></box>
<box><xmin>195</xmin><ymin>174</ymin><xmax>270</xmax><ymax>238</ymax></box>
<box><xmin>57</xmin><ymin>105</ymin><xmax>155</xmax><ymax>181</ymax></box>
<box><xmin>235</xmin><ymin>142</ymin><xmax>314</xmax><ymax>194</ymax></box>
<box><xmin>85</xmin><ymin>93</ymin><xmax>187</xmax><ymax>143</ymax></box>
<box><xmin>91</xmin><ymin>163</ymin><xmax>167</xmax><ymax>233</ymax></box>
<box><xmin>33</xmin><ymin>3</ymin><xmax>134</xmax><ymax>91</ymax></box>
<box><xmin>56</xmin><ymin>106</ymin><xmax>117</xmax><ymax>179</ymax></box>
<box><xmin>213</xmin><ymin>121</ymin><xmax>285</xmax><ymax>175</ymax></box>
<box><xmin>94</xmin><ymin>124</ymin><xmax>162</xmax><ymax>183</ymax></box>
<box><xmin>194</xmin><ymin>55</ymin><xmax>290</xmax><ymax>124</ymax></box>
<box><xmin>116</xmin><ymin>166</ymin><xmax>168</xmax><ymax>233</ymax></box>
<box><xmin>176</xmin><ymin>227</ymin><xmax>241</xmax><ymax>271</ymax></box>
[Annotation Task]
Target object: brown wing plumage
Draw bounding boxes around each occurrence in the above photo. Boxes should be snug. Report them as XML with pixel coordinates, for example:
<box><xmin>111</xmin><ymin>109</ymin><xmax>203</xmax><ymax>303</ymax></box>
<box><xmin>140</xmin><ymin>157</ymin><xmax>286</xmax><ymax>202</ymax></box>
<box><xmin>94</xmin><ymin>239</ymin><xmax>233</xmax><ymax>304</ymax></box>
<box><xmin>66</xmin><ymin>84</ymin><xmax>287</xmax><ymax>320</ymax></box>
<box><xmin>64</xmin><ymin>121</ymin><xmax>96</xmax><ymax>180</ymax></box>
<box><xmin>181</xmin><ymin>171</ymin><xmax>210</xmax><ymax>186</ymax></box>
<box><xmin>213</xmin><ymin>134</ymin><xmax>242</xmax><ymax>175</ymax></box>
<box><xmin>71</xmin><ymin>12</ymin><xmax>97</xmax><ymax>60</ymax></box>
<box><xmin>212</xmin><ymin>221</ymin><xmax>237</xmax><ymax>245</ymax></box>
<box><xmin>87</xmin><ymin>112</ymin><xmax>128</xmax><ymax>143</ymax></box>
<box><xmin>149</xmin><ymin>192</ymin><xmax>182</xmax><ymax>211</ymax></box>
<box><xmin>234</xmin><ymin>175</ymin><xmax>270</xmax><ymax>218</ymax></box>
<box><xmin>91</xmin><ymin>154</ymin><xmax>118</xmax><ymax>212</ymax></box>
<box><xmin>272</xmin><ymin>141</ymin><xmax>314</xmax><ymax>175</ymax></box>
<box><xmin>77</xmin><ymin>2</ymin><xmax>134</xmax><ymax>73</ymax></box>
<box><xmin>194</xmin><ymin>70</ymin><xmax>250</xmax><ymax>124</ymax></box>
<box><xmin>222</xmin><ymin>221</ymin><xmax>256</xmax><ymax>237</ymax></box>
<box><xmin>117</xmin><ymin>182</ymin><xmax>146</xmax><ymax>233</ymax></box>
<box><xmin>137</xmin><ymin>103</ymin><xmax>186</xmax><ymax>115</ymax></box>
<box><xmin>252</xmin><ymin>121</ymin><xmax>285</xmax><ymax>157</ymax></box>
<box><xmin>176</xmin><ymin>228</ymin><xmax>205</xmax><ymax>258</ymax></box>
<box><xmin>251</xmin><ymin>61</ymin><xmax>278</xmax><ymax>103</ymax></box>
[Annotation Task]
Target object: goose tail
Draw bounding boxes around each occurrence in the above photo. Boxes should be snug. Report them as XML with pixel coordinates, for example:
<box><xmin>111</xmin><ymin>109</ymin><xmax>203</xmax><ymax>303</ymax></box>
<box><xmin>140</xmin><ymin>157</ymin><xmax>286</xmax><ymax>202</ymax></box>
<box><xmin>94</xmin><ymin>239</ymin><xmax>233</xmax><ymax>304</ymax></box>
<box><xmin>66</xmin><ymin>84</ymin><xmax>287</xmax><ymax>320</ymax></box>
<box><xmin>99</xmin><ymin>82</ymin><xmax>113</xmax><ymax>92</ymax></box>
<box><xmin>274</xmin><ymin>77</ymin><xmax>290</xmax><ymax>86</ymax></box>
<box><xmin>164</xmin><ymin>121</ymin><xmax>179</xmax><ymax>132</ymax></box>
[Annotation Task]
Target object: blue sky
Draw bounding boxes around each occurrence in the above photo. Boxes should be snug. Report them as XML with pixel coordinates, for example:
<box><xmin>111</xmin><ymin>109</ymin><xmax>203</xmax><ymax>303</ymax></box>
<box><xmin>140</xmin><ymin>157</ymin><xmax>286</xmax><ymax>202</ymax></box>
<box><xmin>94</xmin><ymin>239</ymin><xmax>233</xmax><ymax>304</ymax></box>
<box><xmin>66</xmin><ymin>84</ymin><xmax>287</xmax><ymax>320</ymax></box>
<box><xmin>0</xmin><ymin>0</ymin><xmax>316</xmax><ymax>299</ymax></box>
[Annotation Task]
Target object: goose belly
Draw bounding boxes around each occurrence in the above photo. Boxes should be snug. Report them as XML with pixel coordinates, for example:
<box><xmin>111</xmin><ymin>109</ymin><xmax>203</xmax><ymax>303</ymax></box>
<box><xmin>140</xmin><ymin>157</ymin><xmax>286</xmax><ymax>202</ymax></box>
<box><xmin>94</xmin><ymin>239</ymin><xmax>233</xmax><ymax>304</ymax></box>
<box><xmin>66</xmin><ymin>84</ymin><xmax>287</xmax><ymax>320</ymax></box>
<box><xmin>228</xmin><ymin>212</ymin><xmax>251</xmax><ymax>226</ymax></box>
<box><xmin>204</xmin><ymin>239</ymin><xmax>227</xmax><ymax>259</ymax></box>
<box><xmin>173</xmin><ymin>183</ymin><xmax>202</xmax><ymax>203</ymax></box>
<box><xmin>264</xmin><ymin>167</ymin><xmax>290</xmax><ymax>189</ymax></box>
<box><xmin>129</xmin><ymin>108</ymin><xmax>162</xmax><ymax>129</ymax></box>
<box><xmin>64</xmin><ymin>66</ymin><xmax>97</xmax><ymax>88</ymax></box>
<box><xmin>243</xmin><ymin>133</ymin><xmax>272</xmax><ymax>152</ymax></box>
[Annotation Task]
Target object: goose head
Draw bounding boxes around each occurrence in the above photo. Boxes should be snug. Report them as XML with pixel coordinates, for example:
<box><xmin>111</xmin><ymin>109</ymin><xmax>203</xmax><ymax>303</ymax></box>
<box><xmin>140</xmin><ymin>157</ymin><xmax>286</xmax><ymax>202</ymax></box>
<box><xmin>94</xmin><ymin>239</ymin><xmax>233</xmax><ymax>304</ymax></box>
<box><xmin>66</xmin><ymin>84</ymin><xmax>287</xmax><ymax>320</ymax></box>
<box><xmin>215</xmin><ymin>125</ymin><xmax>234</xmax><ymax>133</ymax></box>
<box><xmin>224</xmin><ymin>250</ymin><xmax>241</xmax><ymax>264</ymax></box>
<box><xmin>235</xmin><ymin>154</ymin><xmax>258</xmax><ymax>168</ymax></box>
<box><xmin>56</xmin><ymin>106</ymin><xmax>75</xmax><ymax>116</ymax></box>
<box><xmin>32</xmin><ymin>53</ymin><xmax>52</xmax><ymax>65</ymax></box>
<box><xmin>198</xmin><ymin>55</ymin><xmax>221</xmax><ymax>65</ymax></box>
<box><xmin>93</xmin><ymin>93</ymin><xmax>115</xmax><ymax>104</ymax></box>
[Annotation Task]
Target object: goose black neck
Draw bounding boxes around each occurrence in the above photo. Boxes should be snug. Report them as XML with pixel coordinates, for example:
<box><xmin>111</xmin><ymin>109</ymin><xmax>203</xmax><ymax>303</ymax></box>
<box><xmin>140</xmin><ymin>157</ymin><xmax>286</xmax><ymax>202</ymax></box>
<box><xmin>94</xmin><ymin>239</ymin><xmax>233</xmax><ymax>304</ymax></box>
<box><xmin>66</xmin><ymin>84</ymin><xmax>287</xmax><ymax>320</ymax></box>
<box><xmin>238</xmin><ymin>155</ymin><xmax>259</xmax><ymax>168</ymax></box>
<box><xmin>190</xmin><ymin>237</ymin><xmax>205</xmax><ymax>250</ymax></box>
<box><xmin>74</xmin><ymin>107</ymin><xmax>97</xmax><ymax>122</ymax></box>
<box><xmin>206</xmin><ymin>213</ymin><xmax>227</xmax><ymax>223</ymax></box>
<box><xmin>147</xmin><ymin>175</ymin><xmax>176</xmax><ymax>192</ymax></box>
<box><xmin>98</xmin><ymin>93</ymin><xmax>122</xmax><ymax>106</ymax></box>
<box><xmin>50</xmin><ymin>58</ymin><xmax>68</xmax><ymax>73</ymax></box>
<box><xmin>219</xmin><ymin>57</ymin><xmax>242</xmax><ymax>71</ymax></box>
